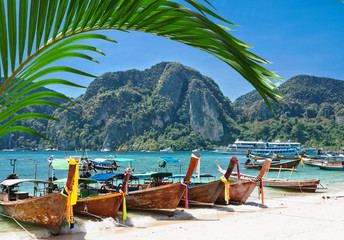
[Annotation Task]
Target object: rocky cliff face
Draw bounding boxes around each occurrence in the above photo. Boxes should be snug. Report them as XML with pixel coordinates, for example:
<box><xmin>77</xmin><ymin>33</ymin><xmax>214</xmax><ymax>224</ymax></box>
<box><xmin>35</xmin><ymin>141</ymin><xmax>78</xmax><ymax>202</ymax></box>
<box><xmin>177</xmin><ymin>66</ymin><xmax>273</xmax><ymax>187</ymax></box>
<box><xmin>47</xmin><ymin>62</ymin><xmax>237</xmax><ymax>150</ymax></box>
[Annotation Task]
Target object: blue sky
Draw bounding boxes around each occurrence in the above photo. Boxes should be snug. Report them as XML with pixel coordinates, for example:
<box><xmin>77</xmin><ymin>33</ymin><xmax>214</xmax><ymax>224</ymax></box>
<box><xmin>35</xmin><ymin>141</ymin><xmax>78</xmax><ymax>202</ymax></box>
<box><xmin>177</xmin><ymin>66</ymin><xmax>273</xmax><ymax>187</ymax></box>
<box><xmin>51</xmin><ymin>0</ymin><xmax>344</xmax><ymax>102</ymax></box>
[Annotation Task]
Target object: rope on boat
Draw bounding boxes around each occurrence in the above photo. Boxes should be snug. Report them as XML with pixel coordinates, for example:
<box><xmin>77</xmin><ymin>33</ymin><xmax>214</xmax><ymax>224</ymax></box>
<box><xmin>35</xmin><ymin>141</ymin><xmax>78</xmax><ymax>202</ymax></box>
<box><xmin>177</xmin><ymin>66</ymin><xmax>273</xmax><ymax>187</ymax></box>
<box><xmin>78</xmin><ymin>211</ymin><xmax>134</xmax><ymax>228</ymax></box>
<box><xmin>0</xmin><ymin>212</ymin><xmax>38</xmax><ymax>240</ymax></box>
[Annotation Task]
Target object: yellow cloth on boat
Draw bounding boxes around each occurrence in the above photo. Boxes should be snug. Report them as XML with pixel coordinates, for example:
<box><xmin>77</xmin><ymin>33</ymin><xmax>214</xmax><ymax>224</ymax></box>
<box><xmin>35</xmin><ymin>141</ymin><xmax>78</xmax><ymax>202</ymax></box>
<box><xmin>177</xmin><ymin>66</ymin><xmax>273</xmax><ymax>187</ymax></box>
<box><xmin>69</xmin><ymin>157</ymin><xmax>79</xmax><ymax>205</ymax></box>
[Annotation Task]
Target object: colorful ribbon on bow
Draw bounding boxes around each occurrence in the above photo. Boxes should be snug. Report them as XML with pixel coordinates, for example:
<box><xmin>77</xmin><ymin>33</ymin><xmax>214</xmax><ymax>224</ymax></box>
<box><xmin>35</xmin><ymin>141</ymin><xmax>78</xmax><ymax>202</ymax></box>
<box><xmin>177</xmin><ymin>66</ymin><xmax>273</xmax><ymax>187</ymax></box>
<box><xmin>249</xmin><ymin>175</ymin><xmax>264</xmax><ymax>204</ymax></box>
<box><xmin>300</xmin><ymin>156</ymin><xmax>305</xmax><ymax>168</ymax></box>
<box><xmin>257</xmin><ymin>176</ymin><xmax>264</xmax><ymax>204</ymax></box>
<box><xmin>220</xmin><ymin>176</ymin><xmax>230</xmax><ymax>205</ymax></box>
<box><xmin>119</xmin><ymin>168</ymin><xmax>132</xmax><ymax>222</ymax></box>
<box><xmin>119</xmin><ymin>189</ymin><xmax>127</xmax><ymax>222</ymax></box>
<box><xmin>61</xmin><ymin>157</ymin><xmax>79</xmax><ymax>229</ymax></box>
<box><xmin>181</xmin><ymin>180</ymin><xmax>189</xmax><ymax>208</ymax></box>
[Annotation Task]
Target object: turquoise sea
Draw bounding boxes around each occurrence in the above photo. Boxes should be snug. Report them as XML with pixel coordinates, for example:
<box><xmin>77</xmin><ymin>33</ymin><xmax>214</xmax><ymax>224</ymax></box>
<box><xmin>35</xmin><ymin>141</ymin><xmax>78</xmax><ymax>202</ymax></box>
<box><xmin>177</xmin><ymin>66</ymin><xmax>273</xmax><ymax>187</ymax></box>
<box><xmin>0</xmin><ymin>151</ymin><xmax>343</xmax><ymax>239</ymax></box>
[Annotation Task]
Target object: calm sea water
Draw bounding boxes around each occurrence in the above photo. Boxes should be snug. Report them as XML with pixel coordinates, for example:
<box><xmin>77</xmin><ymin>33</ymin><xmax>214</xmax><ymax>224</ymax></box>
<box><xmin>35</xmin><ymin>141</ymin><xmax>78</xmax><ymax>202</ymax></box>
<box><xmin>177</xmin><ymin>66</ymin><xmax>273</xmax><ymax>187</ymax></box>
<box><xmin>0</xmin><ymin>151</ymin><xmax>343</xmax><ymax>239</ymax></box>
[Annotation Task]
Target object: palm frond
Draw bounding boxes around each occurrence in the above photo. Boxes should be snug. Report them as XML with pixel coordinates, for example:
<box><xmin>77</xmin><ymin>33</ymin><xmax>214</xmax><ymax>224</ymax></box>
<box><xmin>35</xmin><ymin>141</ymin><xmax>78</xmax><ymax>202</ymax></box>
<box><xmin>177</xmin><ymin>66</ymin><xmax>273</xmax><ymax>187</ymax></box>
<box><xmin>0</xmin><ymin>0</ymin><xmax>283</xmax><ymax>141</ymax></box>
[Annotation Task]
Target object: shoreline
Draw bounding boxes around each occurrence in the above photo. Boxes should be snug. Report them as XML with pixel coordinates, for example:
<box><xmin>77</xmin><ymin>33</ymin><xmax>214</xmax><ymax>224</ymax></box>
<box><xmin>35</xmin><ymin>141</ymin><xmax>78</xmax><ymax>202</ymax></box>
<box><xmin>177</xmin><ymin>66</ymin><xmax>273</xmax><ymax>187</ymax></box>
<box><xmin>43</xmin><ymin>188</ymin><xmax>344</xmax><ymax>240</ymax></box>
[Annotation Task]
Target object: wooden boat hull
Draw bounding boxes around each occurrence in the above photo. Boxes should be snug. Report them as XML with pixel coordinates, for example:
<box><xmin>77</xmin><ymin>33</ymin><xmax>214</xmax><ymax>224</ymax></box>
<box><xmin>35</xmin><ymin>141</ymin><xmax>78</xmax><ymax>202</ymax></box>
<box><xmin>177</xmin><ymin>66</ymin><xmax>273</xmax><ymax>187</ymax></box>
<box><xmin>0</xmin><ymin>192</ymin><xmax>66</xmax><ymax>233</ymax></box>
<box><xmin>245</xmin><ymin>159</ymin><xmax>300</xmax><ymax>170</ymax></box>
<box><xmin>126</xmin><ymin>183</ymin><xmax>185</xmax><ymax>216</ymax></box>
<box><xmin>74</xmin><ymin>192</ymin><xmax>124</xmax><ymax>218</ymax></box>
<box><xmin>303</xmin><ymin>159</ymin><xmax>324</xmax><ymax>167</ymax></box>
<box><xmin>263</xmin><ymin>179</ymin><xmax>320</xmax><ymax>193</ymax></box>
<box><xmin>229</xmin><ymin>173</ymin><xmax>321</xmax><ymax>193</ymax></box>
<box><xmin>216</xmin><ymin>180</ymin><xmax>257</xmax><ymax>205</ymax></box>
<box><xmin>179</xmin><ymin>180</ymin><xmax>224</xmax><ymax>207</ymax></box>
<box><xmin>319</xmin><ymin>165</ymin><xmax>344</xmax><ymax>170</ymax></box>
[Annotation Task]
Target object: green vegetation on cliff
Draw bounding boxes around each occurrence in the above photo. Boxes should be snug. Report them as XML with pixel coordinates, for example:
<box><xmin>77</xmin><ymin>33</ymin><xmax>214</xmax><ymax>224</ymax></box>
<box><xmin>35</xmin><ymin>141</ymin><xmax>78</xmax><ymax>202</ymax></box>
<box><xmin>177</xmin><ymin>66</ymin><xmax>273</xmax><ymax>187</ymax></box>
<box><xmin>234</xmin><ymin>75</ymin><xmax>344</xmax><ymax>148</ymax></box>
<box><xmin>2</xmin><ymin>68</ymin><xmax>344</xmax><ymax>150</ymax></box>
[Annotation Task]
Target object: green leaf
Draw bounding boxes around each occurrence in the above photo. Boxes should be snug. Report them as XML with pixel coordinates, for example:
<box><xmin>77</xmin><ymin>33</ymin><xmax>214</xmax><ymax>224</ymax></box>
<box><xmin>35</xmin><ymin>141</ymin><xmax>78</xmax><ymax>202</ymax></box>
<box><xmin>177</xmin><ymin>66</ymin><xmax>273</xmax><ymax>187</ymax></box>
<box><xmin>71</xmin><ymin>0</ymin><xmax>88</xmax><ymax>32</ymax></box>
<box><xmin>0</xmin><ymin>0</ymin><xmax>8</xmax><ymax>79</ymax></box>
<box><xmin>52</xmin><ymin>0</ymin><xmax>69</xmax><ymax>40</ymax></box>
<box><xmin>7</xmin><ymin>0</ymin><xmax>17</xmax><ymax>73</ymax></box>
<box><xmin>0</xmin><ymin>126</ymin><xmax>51</xmax><ymax>141</ymax></box>
<box><xmin>0</xmin><ymin>78</ymin><xmax>85</xmax><ymax>106</ymax></box>
<box><xmin>0</xmin><ymin>113</ymin><xmax>60</xmax><ymax>133</ymax></box>
<box><xmin>27</xmin><ymin>0</ymin><xmax>39</xmax><ymax>57</ymax></box>
<box><xmin>61</xmin><ymin>0</ymin><xmax>78</xmax><ymax>35</ymax></box>
<box><xmin>43</xmin><ymin>0</ymin><xmax>58</xmax><ymax>45</ymax></box>
<box><xmin>35</xmin><ymin>0</ymin><xmax>49</xmax><ymax>50</ymax></box>
<box><xmin>18</xmin><ymin>0</ymin><xmax>28</xmax><ymax>64</ymax></box>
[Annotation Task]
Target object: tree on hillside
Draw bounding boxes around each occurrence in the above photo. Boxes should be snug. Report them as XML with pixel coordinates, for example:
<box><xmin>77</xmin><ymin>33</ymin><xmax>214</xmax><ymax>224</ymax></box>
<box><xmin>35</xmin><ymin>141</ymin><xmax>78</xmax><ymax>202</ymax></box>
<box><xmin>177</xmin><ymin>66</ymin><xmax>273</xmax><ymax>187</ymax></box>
<box><xmin>0</xmin><ymin>0</ymin><xmax>282</xmax><ymax>140</ymax></box>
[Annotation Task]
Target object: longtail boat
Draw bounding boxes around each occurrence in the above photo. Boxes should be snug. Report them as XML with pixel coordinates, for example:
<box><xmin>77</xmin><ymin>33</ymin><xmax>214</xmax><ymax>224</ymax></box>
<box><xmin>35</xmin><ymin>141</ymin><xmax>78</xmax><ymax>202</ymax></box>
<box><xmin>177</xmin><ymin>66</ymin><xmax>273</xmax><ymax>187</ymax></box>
<box><xmin>318</xmin><ymin>161</ymin><xmax>344</xmax><ymax>171</ymax></box>
<box><xmin>0</xmin><ymin>157</ymin><xmax>79</xmax><ymax>234</ymax></box>
<box><xmin>177</xmin><ymin>156</ymin><xmax>237</xmax><ymax>207</ymax></box>
<box><xmin>97</xmin><ymin>153</ymin><xmax>200</xmax><ymax>216</ymax></box>
<box><xmin>302</xmin><ymin>157</ymin><xmax>325</xmax><ymax>167</ymax></box>
<box><xmin>216</xmin><ymin>158</ymin><xmax>272</xmax><ymax>205</ymax></box>
<box><xmin>229</xmin><ymin>172</ymin><xmax>322</xmax><ymax>193</ymax></box>
<box><xmin>126</xmin><ymin>153</ymin><xmax>199</xmax><ymax>215</ymax></box>
<box><xmin>244</xmin><ymin>158</ymin><xmax>300</xmax><ymax>170</ymax></box>
<box><xmin>73</xmin><ymin>170</ymin><xmax>130</xmax><ymax>218</ymax></box>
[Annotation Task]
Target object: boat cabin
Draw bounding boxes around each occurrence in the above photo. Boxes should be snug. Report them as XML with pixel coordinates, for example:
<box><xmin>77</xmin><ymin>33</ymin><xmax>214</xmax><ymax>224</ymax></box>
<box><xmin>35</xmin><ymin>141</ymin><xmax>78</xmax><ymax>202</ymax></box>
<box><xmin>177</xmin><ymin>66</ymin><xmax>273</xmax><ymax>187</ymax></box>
<box><xmin>0</xmin><ymin>179</ymin><xmax>51</xmax><ymax>202</ymax></box>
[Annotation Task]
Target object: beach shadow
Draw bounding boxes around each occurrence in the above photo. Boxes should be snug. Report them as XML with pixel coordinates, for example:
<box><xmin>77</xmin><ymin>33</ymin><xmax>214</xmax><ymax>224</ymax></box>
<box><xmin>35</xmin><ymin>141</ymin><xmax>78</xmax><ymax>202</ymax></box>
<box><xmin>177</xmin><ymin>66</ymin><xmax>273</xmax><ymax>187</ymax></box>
<box><xmin>211</xmin><ymin>204</ymin><xmax>236</xmax><ymax>212</ymax></box>
<box><xmin>48</xmin><ymin>232</ymin><xmax>87</xmax><ymax>240</ymax></box>
<box><xmin>244</xmin><ymin>201</ymin><xmax>269</xmax><ymax>209</ymax></box>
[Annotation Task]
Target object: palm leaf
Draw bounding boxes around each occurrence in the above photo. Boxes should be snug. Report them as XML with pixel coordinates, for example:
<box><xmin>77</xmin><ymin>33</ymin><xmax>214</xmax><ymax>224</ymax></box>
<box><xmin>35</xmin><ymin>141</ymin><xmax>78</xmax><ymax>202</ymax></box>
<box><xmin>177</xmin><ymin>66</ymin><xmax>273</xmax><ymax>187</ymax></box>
<box><xmin>0</xmin><ymin>0</ymin><xmax>283</xmax><ymax>141</ymax></box>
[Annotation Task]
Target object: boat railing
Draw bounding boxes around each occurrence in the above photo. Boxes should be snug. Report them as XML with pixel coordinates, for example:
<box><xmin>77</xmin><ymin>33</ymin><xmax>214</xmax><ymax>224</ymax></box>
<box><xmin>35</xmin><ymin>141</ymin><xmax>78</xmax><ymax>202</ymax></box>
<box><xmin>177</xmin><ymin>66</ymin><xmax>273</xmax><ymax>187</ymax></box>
<box><xmin>265</xmin><ymin>166</ymin><xmax>296</xmax><ymax>179</ymax></box>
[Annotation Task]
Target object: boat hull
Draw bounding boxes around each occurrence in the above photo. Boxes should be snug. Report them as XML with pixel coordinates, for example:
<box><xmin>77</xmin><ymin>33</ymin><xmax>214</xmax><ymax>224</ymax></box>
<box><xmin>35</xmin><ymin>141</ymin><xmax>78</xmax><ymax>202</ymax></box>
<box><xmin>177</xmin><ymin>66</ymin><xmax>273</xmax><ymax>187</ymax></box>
<box><xmin>126</xmin><ymin>183</ymin><xmax>185</xmax><ymax>216</ymax></box>
<box><xmin>0</xmin><ymin>192</ymin><xmax>66</xmax><ymax>233</ymax></box>
<box><xmin>263</xmin><ymin>179</ymin><xmax>321</xmax><ymax>193</ymax></box>
<box><xmin>216</xmin><ymin>180</ymin><xmax>257</xmax><ymax>205</ymax></box>
<box><xmin>245</xmin><ymin>159</ymin><xmax>300</xmax><ymax>170</ymax></box>
<box><xmin>179</xmin><ymin>180</ymin><xmax>224</xmax><ymax>207</ymax></box>
<box><xmin>318</xmin><ymin>165</ymin><xmax>344</xmax><ymax>170</ymax></box>
<box><xmin>74</xmin><ymin>192</ymin><xmax>124</xmax><ymax>218</ymax></box>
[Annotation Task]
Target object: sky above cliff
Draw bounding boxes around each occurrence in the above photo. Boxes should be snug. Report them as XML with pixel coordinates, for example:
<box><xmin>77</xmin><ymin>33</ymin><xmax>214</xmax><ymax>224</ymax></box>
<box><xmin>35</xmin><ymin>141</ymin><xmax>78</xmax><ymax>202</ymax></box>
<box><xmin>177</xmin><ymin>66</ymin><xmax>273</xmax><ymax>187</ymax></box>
<box><xmin>52</xmin><ymin>0</ymin><xmax>344</xmax><ymax>102</ymax></box>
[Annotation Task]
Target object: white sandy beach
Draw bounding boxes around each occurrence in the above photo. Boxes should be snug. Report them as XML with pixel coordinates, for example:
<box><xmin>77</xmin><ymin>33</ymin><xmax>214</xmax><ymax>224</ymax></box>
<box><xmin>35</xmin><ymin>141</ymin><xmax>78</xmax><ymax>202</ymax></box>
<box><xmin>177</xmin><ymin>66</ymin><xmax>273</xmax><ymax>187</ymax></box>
<box><xmin>44</xmin><ymin>189</ymin><xmax>344</xmax><ymax>240</ymax></box>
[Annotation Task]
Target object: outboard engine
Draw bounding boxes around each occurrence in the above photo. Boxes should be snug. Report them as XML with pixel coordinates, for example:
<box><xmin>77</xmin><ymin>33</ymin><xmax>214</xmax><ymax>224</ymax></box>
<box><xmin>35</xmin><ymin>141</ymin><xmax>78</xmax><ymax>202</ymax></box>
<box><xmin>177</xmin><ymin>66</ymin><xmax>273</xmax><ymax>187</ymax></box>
<box><xmin>80</xmin><ymin>171</ymin><xmax>91</xmax><ymax>178</ymax></box>
<box><xmin>5</xmin><ymin>173</ymin><xmax>19</xmax><ymax>180</ymax></box>
<box><xmin>245</xmin><ymin>159</ymin><xmax>251</xmax><ymax>165</ymax></box>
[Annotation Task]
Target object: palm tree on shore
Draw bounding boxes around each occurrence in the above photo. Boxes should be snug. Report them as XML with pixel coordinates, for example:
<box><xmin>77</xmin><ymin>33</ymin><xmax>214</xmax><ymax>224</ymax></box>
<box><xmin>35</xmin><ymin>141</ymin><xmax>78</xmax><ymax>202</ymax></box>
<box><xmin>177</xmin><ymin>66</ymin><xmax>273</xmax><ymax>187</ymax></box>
<box><xmin>0</xmin><ymin>0</ymin><xmax>282</xmax><ymax>140</ymax></box>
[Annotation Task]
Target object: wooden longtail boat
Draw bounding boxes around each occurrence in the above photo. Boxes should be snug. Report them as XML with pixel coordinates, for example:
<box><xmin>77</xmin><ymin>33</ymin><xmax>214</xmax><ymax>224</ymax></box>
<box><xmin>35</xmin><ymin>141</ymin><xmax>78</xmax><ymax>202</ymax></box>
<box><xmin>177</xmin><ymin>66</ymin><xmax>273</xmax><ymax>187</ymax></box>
<box><xmin>318</xmin><ymin>162</ymin><xmax>344</xmax><ymax>171</ymax></box>
<box><xmin>0</xmin><ymin>157</ymin><xmax>79</xmax><ymax>234</ymax></box>
<box><xmin>178</xmin><ymin>157</ymin><xmax>237</xmax><ymax>207</ymax></box>
<box><xmin>122</xmin><ymin>153</ymin><xmax>200</xmax><ymax>216</ymax></box>
<box><xmin>302</xmin><ymin>157</ymin><xmax>326</xmax><ymax>167</ymax></box>
<box><xmin>229</xmin><ymin>172</ymin><xmax>322</xmax><ymax>193</ymax></box>
<box><xmin>245</xmin><ymin>158</ymin><xmax>300</xmax><ymax>170</ymax></box>
<box><xmin>73</xmin><ymin>171</ymin><xmax>130</xmax><ymax>218</ymax></box>
<box><xmin>216</xmin><ymin>159</ymin><xmax>272</xmax><ymax>205</ymax></box>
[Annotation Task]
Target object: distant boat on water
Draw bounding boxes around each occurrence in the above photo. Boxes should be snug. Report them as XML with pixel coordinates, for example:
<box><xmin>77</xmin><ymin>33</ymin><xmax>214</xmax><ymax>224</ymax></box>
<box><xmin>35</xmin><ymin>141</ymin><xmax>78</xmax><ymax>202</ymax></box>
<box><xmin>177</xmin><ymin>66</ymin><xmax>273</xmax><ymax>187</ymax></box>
<box><xmin>160</xmin><ymin>147</ymin><xmax>173</xmax><ymax>153</ymax></box>
<box><xmin>218</xmin><ymin>139</ymin><xmax>303</xmax><ymax>156</ymax></box>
